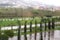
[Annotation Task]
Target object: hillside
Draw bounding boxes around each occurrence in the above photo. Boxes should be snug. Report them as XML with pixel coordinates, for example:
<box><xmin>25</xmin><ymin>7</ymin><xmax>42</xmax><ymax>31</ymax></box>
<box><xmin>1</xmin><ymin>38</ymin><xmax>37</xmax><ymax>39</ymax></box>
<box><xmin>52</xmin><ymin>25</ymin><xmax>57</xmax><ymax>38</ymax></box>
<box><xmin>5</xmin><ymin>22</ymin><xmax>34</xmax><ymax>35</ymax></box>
<box><xmin>0</xmin><ymin>8</ymin><xmax>60</xmax><ymax>18</ymax></box>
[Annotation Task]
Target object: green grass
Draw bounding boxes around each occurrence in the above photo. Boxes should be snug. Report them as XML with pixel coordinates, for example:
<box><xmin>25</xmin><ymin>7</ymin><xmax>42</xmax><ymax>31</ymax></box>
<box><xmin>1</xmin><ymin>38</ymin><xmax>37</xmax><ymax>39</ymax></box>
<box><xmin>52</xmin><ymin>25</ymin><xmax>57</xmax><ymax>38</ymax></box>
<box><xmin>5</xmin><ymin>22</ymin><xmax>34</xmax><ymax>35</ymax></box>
<box><xmin>0</xmin><ymin>17</ymin><xmax>41</xmax><ymax>27</ymax></box>
<box><xmin>0</xmin><ymin>17</ymin><xmax>60</xmax><ymax>27</ymax></box>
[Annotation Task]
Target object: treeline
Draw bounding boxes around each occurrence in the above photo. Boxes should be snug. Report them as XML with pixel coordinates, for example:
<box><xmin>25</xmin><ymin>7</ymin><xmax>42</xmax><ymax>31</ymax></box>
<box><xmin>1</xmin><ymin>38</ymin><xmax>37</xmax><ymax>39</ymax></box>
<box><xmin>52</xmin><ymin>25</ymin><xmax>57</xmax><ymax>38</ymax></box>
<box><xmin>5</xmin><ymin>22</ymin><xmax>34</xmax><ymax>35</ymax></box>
<box><xmin>0</xmin><ymin>7</ymin><xmax>60</xmax><ymax>18</ymax></box>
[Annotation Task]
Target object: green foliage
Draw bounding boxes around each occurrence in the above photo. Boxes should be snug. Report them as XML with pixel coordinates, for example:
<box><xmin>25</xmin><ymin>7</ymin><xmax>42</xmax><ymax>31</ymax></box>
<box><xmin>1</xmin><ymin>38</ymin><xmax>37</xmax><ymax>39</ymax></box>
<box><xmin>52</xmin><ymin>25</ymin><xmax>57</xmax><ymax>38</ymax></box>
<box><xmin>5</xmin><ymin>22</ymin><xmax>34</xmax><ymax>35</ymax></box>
<box><xmin>4</xmin><ymin>30</ymin><xmax>14</xmax><ymax>38</ymax></box>
<box><xmin>32</xmin><ymin>9</ymin><xmax>40</xmax><ymax>16</ymax></box>
<box><xmin>0</xmin><ymin>34</ymin><xmax>8</xmax><ymax>40</ymax></box>
<box><xmin>0</xmin><ymin>8</ymin><xmax>60</xmax><ymax>18</ymax></box>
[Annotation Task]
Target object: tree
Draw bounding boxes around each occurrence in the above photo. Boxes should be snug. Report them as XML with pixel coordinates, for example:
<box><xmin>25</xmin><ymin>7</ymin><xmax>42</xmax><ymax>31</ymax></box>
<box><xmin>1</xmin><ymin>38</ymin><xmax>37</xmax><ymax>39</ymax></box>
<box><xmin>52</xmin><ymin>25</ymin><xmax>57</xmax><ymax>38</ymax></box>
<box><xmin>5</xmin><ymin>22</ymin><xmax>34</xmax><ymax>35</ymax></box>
<box><xmin>32</xmin><ymin>9</ymin><xmax>40</xmax><ymax>17</ymax></box>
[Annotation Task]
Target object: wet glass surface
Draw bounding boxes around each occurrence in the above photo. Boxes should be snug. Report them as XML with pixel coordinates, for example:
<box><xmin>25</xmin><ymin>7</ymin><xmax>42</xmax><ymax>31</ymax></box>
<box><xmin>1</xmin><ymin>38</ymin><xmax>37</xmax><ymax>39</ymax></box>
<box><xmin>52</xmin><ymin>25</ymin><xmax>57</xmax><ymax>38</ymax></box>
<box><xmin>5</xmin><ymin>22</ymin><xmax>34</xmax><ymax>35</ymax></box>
<box><xmin>9</xmin><ymin>30</ymin><xmax>60</xmax><ymax>40</ymax></box>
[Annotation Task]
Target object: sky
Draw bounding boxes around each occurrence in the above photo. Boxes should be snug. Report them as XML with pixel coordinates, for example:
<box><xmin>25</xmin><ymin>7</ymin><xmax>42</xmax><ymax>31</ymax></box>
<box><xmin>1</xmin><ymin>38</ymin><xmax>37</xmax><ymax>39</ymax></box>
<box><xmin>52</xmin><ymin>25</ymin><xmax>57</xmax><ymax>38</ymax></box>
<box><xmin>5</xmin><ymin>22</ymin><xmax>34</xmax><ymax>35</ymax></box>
<box><xmin>23</xmin><ymin>0</ymin><xmax>60</xmax><ymax>6</ymax></box>
<box><xmin>39</xmin><ymin>0</ymin><xmax>60</xmax><ymax>6</ymax></box>
<box><xmin>0</xmin><ymin>0</ymin><xmax>60</xmax><ymax>6</ymax></box>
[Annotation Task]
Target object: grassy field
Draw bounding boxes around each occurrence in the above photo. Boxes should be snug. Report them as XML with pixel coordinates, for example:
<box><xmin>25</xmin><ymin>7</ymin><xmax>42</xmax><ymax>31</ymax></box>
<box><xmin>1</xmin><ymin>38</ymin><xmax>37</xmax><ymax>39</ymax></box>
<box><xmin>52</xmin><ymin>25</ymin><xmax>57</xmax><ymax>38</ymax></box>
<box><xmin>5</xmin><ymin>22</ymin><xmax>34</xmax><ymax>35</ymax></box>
<box><xmin>0</xmin><ymin>8</ymin><xmax>60</xmax><ymax>17</ymax></box>
<box><xmin>0</xmin><ymin>17</ymin><xmax>41</xmax><ymax>27</ymax></box>
<box><xmin>0</xmin><ymin>17</ymin><xmax>60</xmax><ymax>27</ymax></box>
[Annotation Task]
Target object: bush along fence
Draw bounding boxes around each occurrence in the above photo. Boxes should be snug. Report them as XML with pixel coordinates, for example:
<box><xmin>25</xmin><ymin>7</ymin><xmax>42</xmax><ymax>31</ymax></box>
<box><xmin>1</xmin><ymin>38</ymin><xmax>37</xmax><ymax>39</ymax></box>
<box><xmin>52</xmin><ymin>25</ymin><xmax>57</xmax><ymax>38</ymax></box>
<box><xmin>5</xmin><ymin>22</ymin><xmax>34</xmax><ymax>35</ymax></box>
<box><xmin>0</xmin><ymin>18</ymin><xmax>55</xmax><ymax>40</ymax></box>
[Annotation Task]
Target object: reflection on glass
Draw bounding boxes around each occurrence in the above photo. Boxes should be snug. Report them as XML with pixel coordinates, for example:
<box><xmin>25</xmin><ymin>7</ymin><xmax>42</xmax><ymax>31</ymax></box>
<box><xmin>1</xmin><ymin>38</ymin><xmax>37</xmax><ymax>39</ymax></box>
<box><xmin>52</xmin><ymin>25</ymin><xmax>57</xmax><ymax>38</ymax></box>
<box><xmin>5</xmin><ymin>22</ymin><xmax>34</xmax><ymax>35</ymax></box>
<box><xmin>44</xmin><ymin>32</ymin><xmax>46</xmax><ymax>40</ymax></box>
<box><xmin>40</xmin><ymin>32</ymin><xmax>43</xmax><ymax>40</ymax></box>
<box><xmin>48</xmin><ymin>31</ymin><xmax>50</xmax><ymax>40</ymax></box>
<box><xmin>50</xmin><ymin>30</ymin><xmax>54</xmax><ymax>40</ymax></box>
<box><xmin>48</xmin><ymin>30</ymin><xmax>54</xmax><ymax>40</ymax></box>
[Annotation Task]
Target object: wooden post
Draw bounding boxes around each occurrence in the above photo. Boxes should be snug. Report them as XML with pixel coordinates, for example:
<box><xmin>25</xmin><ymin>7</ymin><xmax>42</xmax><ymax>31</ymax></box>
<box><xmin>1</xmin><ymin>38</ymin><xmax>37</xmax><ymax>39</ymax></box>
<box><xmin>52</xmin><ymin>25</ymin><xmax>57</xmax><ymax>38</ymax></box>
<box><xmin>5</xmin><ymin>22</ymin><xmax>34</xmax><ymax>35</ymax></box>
<box><xmin>35</xmin><ymin>20</ymin><xmax>37</xmax><ymax>40</ymax></box>
<box><xmin>17</xmin><ymin>20</ymin><xmax>21</xmax><ymax>40</ymax></box>
<box><xmin>40</xmin><ymin>32</ymin><xmax>43</xmax><ymax>40</ymax></box>
<box><xmin>40</xmin><ymin>20</ymin><xmax>43</xmax><ymax>40</ymax></box>
<box><xmin>40</xmin><ymin>20</ymin><xmax>43</xmax><ymax>32</ymax></box>
<box><xmin>44</xmin><ymin>19</ymin><xmax>47</xmax><ymax>38</ymax></box>
<box><xmin>48</xmin><ymin>19</ymin><xmax>51</xmax><ymax>30</ymax></box>
<box><xmin>24</xmin><ymin>21</ymin><xmax>27</xmax><ymax>40</ymax></box>
<box><xmin>52</xmin><ymin>18</ymin><xmax>55</xmax><ymax>30</ymax></box>
<box><xmin>30</xmin><ymin>20</ymin><xmax>32</xmax><ymax>40</ymax></box>
<box><xmin>44</xmin><ymin>19</ymin><xmax>47</xmax><ymax>31</ymax></box>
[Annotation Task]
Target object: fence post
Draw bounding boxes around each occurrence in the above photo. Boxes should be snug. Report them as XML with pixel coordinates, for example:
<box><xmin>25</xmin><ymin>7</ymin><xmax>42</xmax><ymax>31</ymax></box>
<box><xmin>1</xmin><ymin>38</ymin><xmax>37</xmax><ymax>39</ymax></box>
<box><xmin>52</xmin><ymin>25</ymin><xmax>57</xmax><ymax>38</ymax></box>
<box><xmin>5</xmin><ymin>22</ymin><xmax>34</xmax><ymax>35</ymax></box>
<box><xmin>17</xmin><ymin>20</ymin><xmax>21</xmax><ymax>40</ymax></box>
<box><xmin>52</xmin><ymin>18</ymin><xmax>55</xmax><ymax>30</ymax></box>
<box><xmin>40</xmin><ymin>20</ymin><xmax>43</xmax><ymax>40</ymax></box>
<box><xmin>40</xmin><ymin>19</ymin><xmax>43</xmax><ymax>32</ymax></box>
<box><xmin>44</xmin><ymin>19</ymin><xmax>47</xmax><ymax>38</ymax></box>
<box><xmin>24</xmin><ymin>21</ymin><xmax>27</xmax><ymax>40</ymax></box>
<box><xmin>48</xmin><ymin>19</ymin><xmax>51</xmax><ymax>30</ymax></box>
<box><xmin>44</xmin><ymin>19</ymin><xmax>47</xmax><ymax>31</ymax></box>
<box><xmin>35</xmin><ymin>20</ymin><xmax>37</xmax><ymax>40</ymax></box>
<box><xmin>30</xmin><ymin>20</ymin><xmax>32</xmax><ymax>40</ymax></box>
